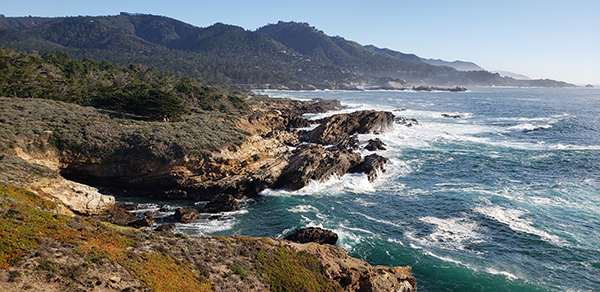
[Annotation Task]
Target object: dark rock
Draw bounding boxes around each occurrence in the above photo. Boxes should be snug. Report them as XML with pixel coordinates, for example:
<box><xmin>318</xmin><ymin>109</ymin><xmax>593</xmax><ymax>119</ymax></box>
<box><xmin>365</xmin><ymin>138</ymin><xmax>386</xmax><ymax>151</ymax></box>
<box><xmin>395</xmin><ymin>117</ymin><xmax>419</xmax><ymax>127</ymax></box>
<box><xmin>442</xmin><ymin>113</ymin><xmax>462</xmax><ymax>118</ymax></box>
<box><xmin>128</xmin><ymin>216</ymin><xmax>154</xmax><ymax>228</ymax></box>
<box><xmin>412</xmin><ymin>85</ymin><xmax>467</xmax><ymax>92</ymax></box>
<box><xmin>155</xmin><ymin>223</ymin><xmax>176</xmax><ymax>233</ymax></box>
<box><xmin>308</xmin><ymin>110</ymin><xmax>395</xmax><ymax>145</ymax></box>
<box><xmin>349</xmin><ymin>154</ymin><xmax>390</xmax><ymax>182</ymax></box>
<box><xmin>98</xmin><ymin>206</ymin><xmax>139</xmax><ymax>226</ymax></box>
<box><xmin>332</xmin><ymin>134</ymin><xmax>359</xmax><ymax>151</ymax></box>
<box><xmin>202</xmin><ymin>194</ymin><xmax>240</xmax><ymax>213</ymax></box>
<box><xmin>274</xmin><ymin>144</ymin><xmax>362</xmax><ymax>190</ymax></box>
<box><xmin>143</xmin><ymin>211</ymin><xmax>156</xmax><ymax>218</ymax></box>
<box><xmin>286</xmin><ymin>114</ymin><xmax>310</xmax><ymax>129</ymax></box>
<box><xmin>158</xmin><ymin>206</ymin><xmax>169</xmax><ymax>212</ymax></box>
<box><xmin>174</xmin><ymin>208</ymin><xmax>201</xmax><ymax>223</ymax></box>
<box><xmin>115</xmin><ymin>203</ymin><xmax>138</xmax><ymax>211</ymax></box>
<box><xmin>285</xmin><ymin>227</ymin><xmax>338</xmax><ymax>245</ymax></box>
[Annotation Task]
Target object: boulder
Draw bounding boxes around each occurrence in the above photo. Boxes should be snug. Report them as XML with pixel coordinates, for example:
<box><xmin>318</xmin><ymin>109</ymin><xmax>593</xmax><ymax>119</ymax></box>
<box><xmin>99</xmin><ymin>205</ymin><xmax>139</xmax><ymax>226</ymax></box>
<box><xmin>38</xmin><ymin>179</ymin><xmax>115</xmax><ymax>216</ymax></box>
<box><xmin>273</xmin><ymin>144</ymin><xmax>362</xmax><ymax>190</ymax></box>
<box><xmin>202</xmin><ymin>194</ymin><xmax>240</xmax><ymax>213</ymax></box>
<box><xmin>349</xmin><ymin>154</ymin><xmax>390</xmax><ymax>182</ymax></box>
<box><xmin>442</xmin><ymin>113</ymin><xmax>462</xmax><ymax>118</ymax></box>
<box><xmin>365</xmin><ymin>138</ymin><xmax>386</xmax><ymax>151</ymax></box>
<box><xmin>395</xmin><ymin>117</ymin><xmax>418</xmax><ymax>127</ymax></box>
<box><xmin>174</xmin><ymin>208</ymin><xmax>201</xmax><ymax>223</ymax></box>
<box><xmin>128</xmin><ymin>216</ymin><xmax>154</xmax><ymax>228</ymax></box>
<box><xmin>285</xmin><ymin>227</ymin><xmax>338</xmax><ymax>245</ymax></box>
<box><xmin>308</xmin><ymin>111</ymin><xmax>395</xmax><ymax>145</ymax></box>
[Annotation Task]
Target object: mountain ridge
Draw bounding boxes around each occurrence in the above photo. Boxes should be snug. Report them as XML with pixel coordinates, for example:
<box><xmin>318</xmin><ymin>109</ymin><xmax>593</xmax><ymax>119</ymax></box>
<box><xmin>0</xmin><ymin>14</ymin><xmax>575</xmax><ymax>88</ymax></box>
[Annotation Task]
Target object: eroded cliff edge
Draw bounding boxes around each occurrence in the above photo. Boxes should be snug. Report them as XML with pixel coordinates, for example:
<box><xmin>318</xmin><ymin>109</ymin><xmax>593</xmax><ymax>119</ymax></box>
<box><xmin>0</xmin><ymin>96</ymin><xmax>417</xmax><ymax>291</ymax></box>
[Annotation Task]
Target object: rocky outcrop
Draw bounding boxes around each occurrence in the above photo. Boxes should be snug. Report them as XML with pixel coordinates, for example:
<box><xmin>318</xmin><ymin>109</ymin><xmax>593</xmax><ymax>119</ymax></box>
<box><xmin>365</xmin><ymin>138</ymin><xmax>387</xmax><ymax>151</ymax></box>
<box><xmin>34</xmin><ymin>178</ymin><xmax>115</xmax><ymax>216</ymax></box>
<box><xmin>350</xmin><ymin>154</ymin><xmax>390</xmax><ymax>183</ymax></box>
<box><xmin>285</xmin><ymin>227</ymin><xmax>338</xmax><ymax>245</ymax></box>
<box><xmin>174</xmin><ymin>208</ymin><xmax>201</xmax><ymax>223</ymax></box>
<box><xmin>287</xmin><ymin>241</ymin><xmax>417</xmax><ymax>292</ymax></box>
<box><xmin>202</xmin><ymin>194</ymin><xmax>240</xmax><ymax>213</ymax></box>
<box><xmin>272</xmin><ymin>144</ymin><xmax>362</xmax><ymax>191</ymax></box>
<box><xmin>413</xmin><ymin>85</ymin><xmax>467</xmax><ymax>92</ymax></box>
<box><xmin>308</xmin><ymin>110</ymin><xmax>395</xmax><ymax>145</ymax></box>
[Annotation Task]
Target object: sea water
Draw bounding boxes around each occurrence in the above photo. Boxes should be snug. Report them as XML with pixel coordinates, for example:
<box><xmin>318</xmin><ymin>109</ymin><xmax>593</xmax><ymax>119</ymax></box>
<box><xmin>123</xmin><ymin>87</ymin><xmax>600</xmax><ymax>291</ymax></box>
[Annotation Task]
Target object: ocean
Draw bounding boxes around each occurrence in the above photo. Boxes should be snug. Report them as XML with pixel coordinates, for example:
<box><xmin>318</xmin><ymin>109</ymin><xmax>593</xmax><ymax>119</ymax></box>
<box><xmin>126</xmin><ymin>87</ymin><xmax>600</xmax><ymax>291</ymax></box>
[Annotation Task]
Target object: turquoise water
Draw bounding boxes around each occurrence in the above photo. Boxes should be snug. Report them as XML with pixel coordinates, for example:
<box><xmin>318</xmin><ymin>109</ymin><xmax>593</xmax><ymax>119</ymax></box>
<box><xmin>126</xmin><ymin>87</ymin><xmax>600</xmax><ymax>291</ymax></box>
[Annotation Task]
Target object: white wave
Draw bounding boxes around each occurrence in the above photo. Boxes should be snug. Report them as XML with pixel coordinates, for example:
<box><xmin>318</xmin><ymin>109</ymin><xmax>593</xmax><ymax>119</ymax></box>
<box><xmin>506</xmin><ymin>123</ymin><xmax>552</xmax><ymax>133</ymax></box>
<box><xmin>485</xmin><ymin>267</ymin><xmax>519</xmax><ymax>281</ymax></box>
<box><xmin>387</xmin><ymin>238</ymin><xmax>405</xmax><ymax>246</ymax></box>
<box><xmin>174</xmin><ymin>218</ymin><xmax>236</xmax><ymax>236</ymax></box>
<box><xmin>473</xmin><ymin>206</ymin><xmax>564</xmax><ymax>245</ymax></box>
<box><xmin>409</xmin><ymin>216</ymin><xmax>485</xmax><ymax>251</ymax></box>
<box><xmin>350</xmin><ymin>211</ymin><xmax>404</xmax><ymax>228</ymax></box>
<box><xmin>261</xmin><ymin>172</ymin><xmax>375</xmax><ymax>197</ymax></box>
<box><xmin>287</xmin><ymin>205</ymin><xmax>319</xmax><ymax>213</ymax></box>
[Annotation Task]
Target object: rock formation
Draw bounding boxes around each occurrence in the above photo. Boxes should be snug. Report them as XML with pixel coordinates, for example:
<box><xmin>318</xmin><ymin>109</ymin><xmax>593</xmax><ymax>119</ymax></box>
<box><xmin>307</xmin><ymin>110</ymin><xmax>395</xmax><ymax>145</ymax></box>
<box><xmin>174</xmin><ymin>208</ymin><xmax>201</xmax><ymax>223</ymax></box>
<box><xmin>365</xmin><ymin>138</ymin><xmax>387</xmax><ymax>151</ymax></box>
<box><xmin>287</xmin><ymin>241</ymin><xmax>417</xmax><ymax>292</ymax></box>
<box><xmin>202</xmin><ymin>194</ymin><xmax>240</xmax><ymax>213</ymax></box>
<box><xmin>284</xmin><ymin>227</ymin><xmax>338</xmax><ymax>245</ymax></box>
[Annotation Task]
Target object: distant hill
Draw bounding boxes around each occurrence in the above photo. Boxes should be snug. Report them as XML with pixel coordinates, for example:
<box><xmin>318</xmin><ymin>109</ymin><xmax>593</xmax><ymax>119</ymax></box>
<box><xmin>493</xmin><ymin>70</ymin><xmax>531</xmax><ymax>80</ymax></box>
<box><xmin>0</xmin><ymin>14</ymin><xmax>575</xmax><ymax>88</ymax></box>
<box><xmin>422</xmin><ymin>58</ymin><xmax>484</xmax><ymax>71</ymax></box>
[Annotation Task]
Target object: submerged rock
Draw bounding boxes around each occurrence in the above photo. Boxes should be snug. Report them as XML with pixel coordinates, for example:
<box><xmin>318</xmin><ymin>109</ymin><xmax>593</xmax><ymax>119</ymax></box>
<box><xmin>202</xmin><ymin>194</ymin><xmax>240</xmax><ymax>213</ymax></box>
<box><xmin>174</xmin><ymin>208</ymin><xmax>201</xmax><ymax>223</ymax></box>
<box><xmin>285</xmin><ymin>227</ymin><xmax>338</xmax><ymax>245</ymax></box>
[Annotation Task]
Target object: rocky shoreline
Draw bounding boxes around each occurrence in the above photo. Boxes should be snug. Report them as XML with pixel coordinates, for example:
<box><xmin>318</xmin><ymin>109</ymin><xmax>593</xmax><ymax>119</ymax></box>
<box><xmin>0</xmin><ymin>96</ymin><xmax>417</xmax><ymax>291</ymax></box>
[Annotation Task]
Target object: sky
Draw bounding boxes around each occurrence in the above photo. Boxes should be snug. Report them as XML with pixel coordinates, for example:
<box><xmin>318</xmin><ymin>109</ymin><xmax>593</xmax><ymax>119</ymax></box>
<box><xmin>3</xmin><ymin>0</ymin><xmax>600</xmax><ymax>85</ymax></box>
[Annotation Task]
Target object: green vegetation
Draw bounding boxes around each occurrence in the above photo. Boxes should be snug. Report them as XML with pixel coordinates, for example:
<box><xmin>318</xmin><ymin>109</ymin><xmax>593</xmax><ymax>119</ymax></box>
<box><xmin>257</xmin><ymin>245</ymin><xmax>341</xmax><ymax>292</ymax></box>
<box><xmin>0</xmin><ymin>185</ymin><xmax>214</xmax><ymax>291</ymax></box>
<box><xmin>0</xmin><ymin>47</ymin><xmax>249</xmax><ymax>121</ymax></box>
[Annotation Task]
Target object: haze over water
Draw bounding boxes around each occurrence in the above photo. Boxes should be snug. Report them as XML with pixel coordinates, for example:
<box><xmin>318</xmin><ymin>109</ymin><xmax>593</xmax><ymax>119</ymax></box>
<box><xmin>130</xmin><ymin>87</ymin><xmax>600</xmax><ymax>291</ymax></box>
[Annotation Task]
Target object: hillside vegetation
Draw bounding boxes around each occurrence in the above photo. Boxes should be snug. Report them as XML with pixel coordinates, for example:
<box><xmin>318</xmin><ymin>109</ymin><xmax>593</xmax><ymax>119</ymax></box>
<box><xmin>0</xmin><ymin>14</ymin><xmax>574</xmax><ymax>88</ymax></box>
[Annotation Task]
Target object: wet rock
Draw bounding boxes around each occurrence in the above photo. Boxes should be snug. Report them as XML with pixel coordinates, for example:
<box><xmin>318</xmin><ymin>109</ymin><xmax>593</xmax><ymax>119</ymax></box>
<box><xmin>285</xmin><ymin>227</ymin><xmax>338</xmax><ymax>245</ymax></box>
<box><xmin>116</xmin><ymin>203</ymin><xmax>138</xmax><ymax>211</ymax></box>
<box><xmin>308</xmin><ymin>110</ymin><xmax>395</xmax><ymax>145</ymax></box>
<box><xmin>395</xmin><ymin>117</ymin><xmax>418</xmax><ymax>127</ymax></box>
<box><xmin>202</xmin><ymin>194</ymin><xmax>240</xmax><ymax>213</ymax></box>
<box><xmin>442</xmin><ymin>113</ymin><xmax>462</xmax><ymax>118</ymax></box>
<box><xmin>365</xmin><ymin>138</ymin><xmax>386</xmax><ymax>151</ymax></box>
<box><xmin>273</xmin><ymin>144</ymin><xmax>362</xmax><ymax>190</ymax></box>
<box><xmin>174</xmin><ymin>208</ymin><xmax>201</xmax><ymax>223</ymax></box>
<box><xmin>349</xmin><ymin>154</ymin><xmax>390</xmax><ymax>182</ymax></box>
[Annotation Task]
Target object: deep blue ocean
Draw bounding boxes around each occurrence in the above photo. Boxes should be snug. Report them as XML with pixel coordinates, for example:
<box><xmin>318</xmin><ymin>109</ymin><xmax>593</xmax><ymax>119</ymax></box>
<box><xmin>126</xmin><ymin>87</ymin><xmax>600</xmax><ymax>291</ymax></box>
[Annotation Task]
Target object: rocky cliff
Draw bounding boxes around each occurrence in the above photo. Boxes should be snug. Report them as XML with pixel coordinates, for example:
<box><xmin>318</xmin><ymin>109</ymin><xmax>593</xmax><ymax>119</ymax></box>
<box><xmin>0</xmin><ymin>96</ymin><xmax>417</xmax><ymax>291</ymax></box>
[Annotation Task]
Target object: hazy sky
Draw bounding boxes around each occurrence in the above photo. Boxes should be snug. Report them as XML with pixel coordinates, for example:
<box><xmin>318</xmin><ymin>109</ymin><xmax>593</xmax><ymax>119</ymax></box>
<box><xmin>4</xmin><ymin>0</ymin><xmax>600</xmax><ymax>85</ymax></box>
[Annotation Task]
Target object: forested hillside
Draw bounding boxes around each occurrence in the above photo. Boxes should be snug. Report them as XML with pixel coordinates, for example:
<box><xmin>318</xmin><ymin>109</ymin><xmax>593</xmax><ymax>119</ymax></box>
<box><xmin>0</xmin><ymin>14</ymin><xmax>575</xmax><ymax>88</ymax></box>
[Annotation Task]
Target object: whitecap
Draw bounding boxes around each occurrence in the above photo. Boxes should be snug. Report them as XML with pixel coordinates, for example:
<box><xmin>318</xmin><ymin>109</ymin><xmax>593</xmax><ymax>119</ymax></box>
<box><xmin>410</xmin><ymin>216</ymin><xmax>486</xmax><ymax>251</ymax></box>
<box><xmin>506</xmin><ymin>123</ymin><xmax>552</xmax><ymax>133</ymax></box>
<box><xmin>473</xmin><ymin>206</ymin><xmax>564</xmax><ymax>245</ymax></box>
<box><xmin>287</xmin><ymin>205</ymin><xmax>319</xmax><ymax>213</ymax></box>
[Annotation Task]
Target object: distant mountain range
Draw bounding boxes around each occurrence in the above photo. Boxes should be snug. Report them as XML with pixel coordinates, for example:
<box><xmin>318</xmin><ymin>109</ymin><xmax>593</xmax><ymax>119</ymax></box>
<box><xmin>0</xmin><ymin>14</ymin><xmax>574</xmax><ymax>89</ymax></box>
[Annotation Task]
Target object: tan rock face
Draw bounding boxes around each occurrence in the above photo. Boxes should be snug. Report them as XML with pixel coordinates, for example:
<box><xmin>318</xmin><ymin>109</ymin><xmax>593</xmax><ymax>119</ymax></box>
<box><xmin>34</xmin><ymin>178</ymin><xmax>115</xmax><ymax>216</ymax></box>
<box><xmin>287</xmin><ymin>242</ymin><xmax>417</xmax><ymax>292</ymax></box>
